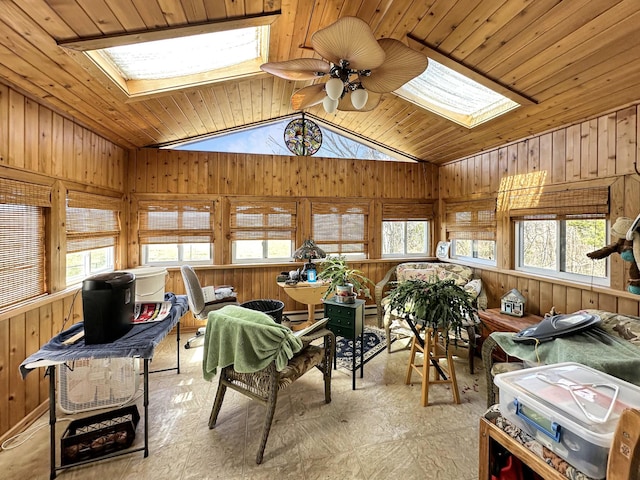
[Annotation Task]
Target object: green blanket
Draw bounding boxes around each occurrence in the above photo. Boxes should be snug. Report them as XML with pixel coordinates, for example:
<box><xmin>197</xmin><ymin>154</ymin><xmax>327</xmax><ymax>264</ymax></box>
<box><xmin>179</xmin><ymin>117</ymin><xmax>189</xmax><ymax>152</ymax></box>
<box><xmin>491</xmin><ymin>327</ymin><xmax>640</xmax><ymax>386</ymax></box>
<box><xmin>202</xmin><ymin>305</ymin><xmax>302</xmax><ymax>381</ymax></box>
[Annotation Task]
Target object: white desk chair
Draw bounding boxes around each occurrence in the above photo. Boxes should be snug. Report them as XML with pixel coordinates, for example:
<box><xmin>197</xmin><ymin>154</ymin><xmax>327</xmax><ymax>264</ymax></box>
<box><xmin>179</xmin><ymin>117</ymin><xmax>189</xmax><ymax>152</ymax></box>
<box><xmin>180</xmin><ymin>265</ymin><xmax>238</xmax><ymax>348</ymax></box>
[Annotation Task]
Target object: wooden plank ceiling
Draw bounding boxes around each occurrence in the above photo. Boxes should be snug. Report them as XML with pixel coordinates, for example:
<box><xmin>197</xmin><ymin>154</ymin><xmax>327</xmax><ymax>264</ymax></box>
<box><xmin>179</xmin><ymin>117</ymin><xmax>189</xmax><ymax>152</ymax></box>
<box><xmin>2</xmin><ymin>0</ymin><xmax>640</xmax><ymax>164</ymax></box>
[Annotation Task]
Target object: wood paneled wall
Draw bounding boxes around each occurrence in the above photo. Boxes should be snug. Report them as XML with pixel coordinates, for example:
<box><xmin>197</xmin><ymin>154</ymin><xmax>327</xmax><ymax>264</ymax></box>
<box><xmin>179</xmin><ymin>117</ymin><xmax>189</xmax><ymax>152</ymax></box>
<box><xmin>127</xmin><ymin>148</ymin><xmax>439</xmax><ymax>329</ymax></box>
<box><xmin>0</xmin><ymin>84</ymin><xmax>126</xmax><ymax>440</ymax></box>
<box><xmin>440</xmin><ymin>103</ymin><xmax>640</xmax><ymax>317</ymax></box>
<box><xmin>127</xmin><ymin>149</ymin><xmax>438</xmax><ymax>199</ymax></box>
<box><xmin>164</xmin><ymin>261</ymin><xmax>402</xmax><ymax>329</ymax></box>
<box><xmin>0</xmin><ymin>84</ymin><xmax>127</xmax><ymax>189</ymax></box>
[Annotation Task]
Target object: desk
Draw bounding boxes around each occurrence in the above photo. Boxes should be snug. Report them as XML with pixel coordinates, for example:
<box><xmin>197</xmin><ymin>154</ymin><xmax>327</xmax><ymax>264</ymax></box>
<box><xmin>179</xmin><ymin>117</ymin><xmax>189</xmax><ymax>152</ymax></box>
<box><xmin>278</xmin><ymin>281</ymin><xmax>329</xmax><ymax>329</ymax></box>
<box><xmin>20</xmin><ymin>293</ymin><xmax>189</xmax><ymax>479</ymax></box>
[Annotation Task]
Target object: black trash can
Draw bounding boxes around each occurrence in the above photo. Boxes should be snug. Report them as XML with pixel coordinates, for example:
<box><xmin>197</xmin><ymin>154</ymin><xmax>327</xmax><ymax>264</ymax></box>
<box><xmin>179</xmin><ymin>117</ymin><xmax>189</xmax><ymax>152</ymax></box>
<box><xmin>240</xmin><ymin>299</ymin><xmax>285</xmax><ymax>324</ymax></box>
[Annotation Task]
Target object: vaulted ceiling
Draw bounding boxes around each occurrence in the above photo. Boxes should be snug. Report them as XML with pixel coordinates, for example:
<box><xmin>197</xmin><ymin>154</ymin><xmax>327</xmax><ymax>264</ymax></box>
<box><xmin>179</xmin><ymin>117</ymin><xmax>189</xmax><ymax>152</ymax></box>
<box><xmin>2</xmin><ymin>0</ymin><xmax>640</xmax><ymax>164</ymax></box>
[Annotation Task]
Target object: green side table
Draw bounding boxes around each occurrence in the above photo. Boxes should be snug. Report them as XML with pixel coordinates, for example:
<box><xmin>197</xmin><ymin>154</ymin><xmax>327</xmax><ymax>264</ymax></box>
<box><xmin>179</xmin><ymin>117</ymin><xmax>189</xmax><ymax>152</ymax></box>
<box><xmin>323</xmin><ymin>297</ymin><xmax>365</xmax><ymax>390</ymax></box>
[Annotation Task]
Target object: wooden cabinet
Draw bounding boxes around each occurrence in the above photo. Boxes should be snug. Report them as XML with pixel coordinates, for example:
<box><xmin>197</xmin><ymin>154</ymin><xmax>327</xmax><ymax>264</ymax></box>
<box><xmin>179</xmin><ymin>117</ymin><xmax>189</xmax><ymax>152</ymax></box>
<box><xmin>477</xmin><ymin>309</ymin><xmax>542</xmax><ymax>361</ymax></box>
<box><xmin>324</xmin><ymin>297</ymin><xmax>365</xmax><ymax>390</ymax></box>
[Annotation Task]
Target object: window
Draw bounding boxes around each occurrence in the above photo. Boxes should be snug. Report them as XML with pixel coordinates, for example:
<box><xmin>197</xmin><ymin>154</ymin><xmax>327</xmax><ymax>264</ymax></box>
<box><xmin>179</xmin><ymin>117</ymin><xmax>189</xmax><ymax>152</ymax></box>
<box><xmin>516</xmin><ymin>218</ymin><xmax>607</xmax><ymax>281</ymax></box>
<box><xmin>507</xmin><ymin>185</ymin><xmax>610</xmax><ymax>283</ymax></box>
<box><xmin>62</xmin><ymin>16</ymin><xmax>277</xmax><ymax>99</ymax></box>
<box><xmin>0</xmin><ymin>179</ymin><xmax>50</xmax><ymax>308</ymax></box>
<box><xmin>398</xmin><ymin>41</ymin><xmax>532</xmax><ymax>128</ymax></box>
<box><xmin>66</xmin><ymin>192</ymin><xmax>121</xmax><ymax>285</ymax></box>
<box><xmin>445</xmin><ymin>199</ymin><xmax>496</xmax><ymax>264</ymax></box>
<box><xmin>382</xmin><ymin>203</ymin><xmax>432</xmax><ymax>257</ymax></box>
<box><xmin>312</xmin><ymin>202</ymin><xmax>369</xmax><ymax>258</ymax></box>
<box><xmin>138</xmin><ymin>200</ymin><xmax>213</xmax><ymax>265</ymax></box>
<box><xmin>230</xmin><ymin>200</ymin><xmax>296</xmax><ymax>263</ymax></box>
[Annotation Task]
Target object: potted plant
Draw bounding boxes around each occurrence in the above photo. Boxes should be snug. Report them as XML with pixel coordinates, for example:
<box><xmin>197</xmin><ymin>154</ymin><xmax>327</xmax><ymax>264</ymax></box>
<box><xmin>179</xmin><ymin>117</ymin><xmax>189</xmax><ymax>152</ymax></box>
<box><xmin>317</xmin><ymin>255</ymin><xmax>374</xmax><ymax>302</ymax></box>
<box><xmin>385</xmin><ymin>278</ymin><xmax>476</xmax><ymax>348</ymax></box>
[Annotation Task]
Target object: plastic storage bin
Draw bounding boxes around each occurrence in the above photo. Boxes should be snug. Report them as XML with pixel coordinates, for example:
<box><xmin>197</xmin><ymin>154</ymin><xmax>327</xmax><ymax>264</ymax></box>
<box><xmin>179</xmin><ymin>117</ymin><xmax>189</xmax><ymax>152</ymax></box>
<box><xmin>123</xmin><ymin>267</ymin><xmax>167</xmax><ymax>302</ymax></box>
<box><xmin>495</xmin><ymin>362</ymin><xmax>640</xmax><ymax>479</ymax></box>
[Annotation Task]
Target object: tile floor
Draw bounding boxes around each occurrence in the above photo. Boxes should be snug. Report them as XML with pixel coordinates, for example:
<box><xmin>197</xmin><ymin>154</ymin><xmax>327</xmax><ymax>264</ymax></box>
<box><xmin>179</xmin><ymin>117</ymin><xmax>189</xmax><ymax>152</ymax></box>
<box><xmin>0</xmin><ymin>322</ymin><xmax>487</xmax><ymax>480</ymax></box>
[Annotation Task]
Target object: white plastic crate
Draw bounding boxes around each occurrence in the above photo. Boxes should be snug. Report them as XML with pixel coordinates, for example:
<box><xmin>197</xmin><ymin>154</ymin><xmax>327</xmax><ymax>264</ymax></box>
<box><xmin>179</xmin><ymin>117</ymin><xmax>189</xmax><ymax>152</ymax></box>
<box><xmin>58</xmin><ymin>357</ymin><xmax>140</xmax><ymax>414</ymax></box>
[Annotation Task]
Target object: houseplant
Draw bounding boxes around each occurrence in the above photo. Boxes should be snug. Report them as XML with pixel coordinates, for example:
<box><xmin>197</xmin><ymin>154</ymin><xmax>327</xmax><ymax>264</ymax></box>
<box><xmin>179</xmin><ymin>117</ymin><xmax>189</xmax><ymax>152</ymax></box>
<box><xmin>384</xmin><ymin>277</ymin><xmax>477</xmax><ymax>348</ymax></box>
<box><xmin>317</xmin><ymin>255</ymin><xmax>374</xmax><ymax>302</ymax></box>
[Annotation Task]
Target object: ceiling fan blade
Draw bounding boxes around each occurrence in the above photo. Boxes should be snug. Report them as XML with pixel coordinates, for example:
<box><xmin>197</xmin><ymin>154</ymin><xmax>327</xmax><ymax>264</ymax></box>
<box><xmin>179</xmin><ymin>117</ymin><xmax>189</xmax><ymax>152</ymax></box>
<box><xmin>337</xmin><ymin>91</ymin><xmax>382</xmax><ymax>112</ymax></box>
<box><xmin>291</xmin><ymin>84</ymin><xmax>326</xmax><ymax>110</ymax></box>
<box><xmin>260</xmin><ymin>58</ymin><xmax>330</xmax><ymax>81</ymax></box>
<box><xmin>360</xmin><ymin>39</ymin><xmax>429</xmax><ymax>93</ymax></box>
<box><xmin>311</xmin><ymin>16</ymin><xmax>385</xmax><ymax>71</ymax></box>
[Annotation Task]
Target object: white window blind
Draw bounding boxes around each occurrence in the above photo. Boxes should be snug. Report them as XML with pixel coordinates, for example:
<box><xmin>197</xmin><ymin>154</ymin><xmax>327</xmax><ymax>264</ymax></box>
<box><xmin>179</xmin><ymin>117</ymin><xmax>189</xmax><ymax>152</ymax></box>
<box><xmin>138</xmin><ymin>200</ymin><xmax>214</xmax><ymax>244</ymax></box>
<box><xmin>66</xmin><ymin>191</ymin><xmax>121</xmax><ymax>253</ymax></box>
<box><xmin>312</xmin><ymin>202</ymin><xmax>369</xmax><ymax>255</ymax></box>
<box><xmin>0</xmin><ymin>179</ymin><xmax>50</xmax><ymax>308</ymax></box>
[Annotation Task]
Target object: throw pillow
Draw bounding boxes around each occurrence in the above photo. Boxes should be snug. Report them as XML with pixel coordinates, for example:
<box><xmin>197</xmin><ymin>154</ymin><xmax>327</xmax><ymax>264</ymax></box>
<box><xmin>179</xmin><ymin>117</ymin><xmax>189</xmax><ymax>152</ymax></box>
<box><xmin>435</xmin><ymin>269</ymin><xmax>468</xmax><ymax>286</ymax></box>
<box><xmin>401</xmin><ymin>268</ymin><xmax>438</xmax><ymax>282</ymax></box>
<box><xmin>463</xmin><ymin>279</ymin><xmax>482</xmax><ymax>300</ymax></box>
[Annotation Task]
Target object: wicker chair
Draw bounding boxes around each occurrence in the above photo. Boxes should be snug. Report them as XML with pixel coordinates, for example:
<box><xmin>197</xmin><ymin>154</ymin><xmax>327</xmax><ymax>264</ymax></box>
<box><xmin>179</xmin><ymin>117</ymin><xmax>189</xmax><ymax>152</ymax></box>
<box><xmin>208</xmin><ymin>326</ymin><xmax>335</xmax><ymax>464</ymax></box>
<box><xmin>375</xmin><ymin>262</ymin><xmax>486</xmax><ymax>373</ymax></box>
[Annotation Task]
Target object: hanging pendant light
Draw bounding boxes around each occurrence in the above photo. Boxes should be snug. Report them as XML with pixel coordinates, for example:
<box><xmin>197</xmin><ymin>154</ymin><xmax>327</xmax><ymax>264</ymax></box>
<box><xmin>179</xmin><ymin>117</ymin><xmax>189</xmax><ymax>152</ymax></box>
<box><xmin>325</xmin><ymin>77</ymin><xmax>344</xmax><ymax>100</ymax></box>
<box><xmin>323</xmin><ymin>96</ymin><xmax>339</xmax><ymax>113</ymax></box>
<box><xmin>351</xmin><ymin>88</ymin><xmax>369</xmax><ymax>110</ymax></box>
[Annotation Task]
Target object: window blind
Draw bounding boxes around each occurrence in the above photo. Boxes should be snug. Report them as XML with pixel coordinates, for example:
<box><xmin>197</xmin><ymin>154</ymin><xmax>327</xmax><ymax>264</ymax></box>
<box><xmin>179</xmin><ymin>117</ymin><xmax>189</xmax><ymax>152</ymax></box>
<box><xmin>445</xmin><ymin>199</ymin><xmax>496</xmax><ymax>241</ymax></box>
<box><xmin>138</xmin><ymin>200</ymin><xmax>213</xmax><ymax>244</ymax></box>
<box><xmin>382</xmin><ymin>202</ymin><xmax>433</xmax><ymax>220</ymax></box>
<box><xmin>66</xmin><ymin>191</ymin><xmax>121</xmax><ymax>253</ymax></box>
<box><xmin>229</xmin><ymin>201</ymin><xmax>297</xmax><ymax>241</ymax></box>
<box><xmin>312</xmin><ymin>202</ymin><xmax>369</xmax><ymax>255</ymax></box>
<box><xmin>0</xmin><ymin>178</ymin><xmax>50</xmax><ymax>308</ymax></box>
<box><xmin>504</xmin><ymin>186</ymin><xmax>609</xmax><ymax>220</ymax></box>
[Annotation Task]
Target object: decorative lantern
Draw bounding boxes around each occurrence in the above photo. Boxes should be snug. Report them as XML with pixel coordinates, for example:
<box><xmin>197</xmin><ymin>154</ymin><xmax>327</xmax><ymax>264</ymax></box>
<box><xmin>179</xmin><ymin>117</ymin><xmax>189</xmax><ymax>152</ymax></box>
<box><xmin>500</xmin><ymin>288</ymin><xmax>526</xmax><ymax>317</ymax></box>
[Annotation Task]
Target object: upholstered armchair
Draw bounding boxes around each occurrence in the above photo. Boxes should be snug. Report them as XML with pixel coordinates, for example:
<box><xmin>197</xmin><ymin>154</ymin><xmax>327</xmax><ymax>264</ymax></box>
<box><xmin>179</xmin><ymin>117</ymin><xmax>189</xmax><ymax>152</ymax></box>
<box><xmin>375</xmin><ymin>262</ymin><xmax>486</xmax><ymax>372</ymax></box>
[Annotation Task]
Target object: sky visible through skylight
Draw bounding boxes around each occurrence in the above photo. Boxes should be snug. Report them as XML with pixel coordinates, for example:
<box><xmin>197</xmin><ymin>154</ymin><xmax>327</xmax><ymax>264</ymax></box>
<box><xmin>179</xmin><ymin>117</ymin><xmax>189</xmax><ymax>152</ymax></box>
<box><xmin>173</xmin><ymin>119</ymin><xmax>395</xmax><ymax>160</ymax></box>
<box><xmin>99</xmin><ymin>27</ymin><xmax>262</xmax><ymax>80</ymax></box>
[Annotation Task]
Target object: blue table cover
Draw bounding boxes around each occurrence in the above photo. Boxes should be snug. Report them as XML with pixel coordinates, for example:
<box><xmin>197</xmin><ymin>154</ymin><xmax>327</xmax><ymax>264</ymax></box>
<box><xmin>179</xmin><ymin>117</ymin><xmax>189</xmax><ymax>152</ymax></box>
<box><xmin>20</xmin><ymin>293</ymin><xmax>189</xmax><ymax>378</ymax></box>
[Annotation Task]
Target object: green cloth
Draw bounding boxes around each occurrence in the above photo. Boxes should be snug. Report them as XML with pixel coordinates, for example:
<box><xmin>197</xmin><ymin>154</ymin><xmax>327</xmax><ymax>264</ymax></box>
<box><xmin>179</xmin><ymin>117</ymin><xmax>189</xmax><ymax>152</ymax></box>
<box><xmin>202</xmin><ymin>305</ymin><xmax>302</xmax><ymax>381</ymax></box>
<box><xmin>491</xmin><ymin>327</ymin><xmax>640</xmax><ymax>386</ymax></box>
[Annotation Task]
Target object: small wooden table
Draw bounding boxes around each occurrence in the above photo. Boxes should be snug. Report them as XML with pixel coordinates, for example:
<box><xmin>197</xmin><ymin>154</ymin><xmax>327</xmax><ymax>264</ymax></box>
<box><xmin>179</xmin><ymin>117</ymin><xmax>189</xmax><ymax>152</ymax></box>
<box><xmin>479</xmin><ymin>416</ymin><xmax>566</xmax><ymax>480</ymax></box>
<box><xmin>278</xmin><ymin>281</ymin><xmax>329</xmax><ymax>330</ymax></box>
<box><xmin>478</xmin><ymin>309</ymin><xmax>542</xmax><ymax>356</ymax></box>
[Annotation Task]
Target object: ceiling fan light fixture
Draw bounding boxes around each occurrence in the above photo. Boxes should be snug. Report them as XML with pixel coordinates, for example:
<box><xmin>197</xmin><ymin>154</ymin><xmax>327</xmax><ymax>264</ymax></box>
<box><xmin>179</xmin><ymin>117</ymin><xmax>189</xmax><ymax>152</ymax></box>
<box><xmin>351</xmin><ymin>88</ymin><xmax>368</xmax><ymax>110</ymax></box>
<box><xmin>326</xmin><ymin>77</ymin><xmax>344</xmax><ymax>100</ymax></box>
<box><xmin>323</xmin><ymin>96</ymin><xmax>339</xmax><ymax>113</ymax></box>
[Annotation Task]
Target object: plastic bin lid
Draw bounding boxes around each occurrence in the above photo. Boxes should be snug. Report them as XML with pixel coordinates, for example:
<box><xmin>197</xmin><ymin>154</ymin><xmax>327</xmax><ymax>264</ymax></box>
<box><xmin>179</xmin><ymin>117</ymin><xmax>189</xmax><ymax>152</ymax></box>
<box><xmin>122</xmin><ymin>267</ymin><xmax>167</xmax><ymax>278</ymax></box>
<box><xmin>495</xmin><ymin>362</ymin><xmax>640</xmax><ymax>441</ymax></box>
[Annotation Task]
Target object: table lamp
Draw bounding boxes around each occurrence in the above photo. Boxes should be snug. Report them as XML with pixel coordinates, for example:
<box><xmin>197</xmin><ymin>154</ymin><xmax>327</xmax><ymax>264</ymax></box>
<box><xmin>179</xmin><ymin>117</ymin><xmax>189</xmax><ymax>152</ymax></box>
<box><xmin>293</xmin><ymin>239</ymin><xmax>326</xmax><ymax>281</ymax></box>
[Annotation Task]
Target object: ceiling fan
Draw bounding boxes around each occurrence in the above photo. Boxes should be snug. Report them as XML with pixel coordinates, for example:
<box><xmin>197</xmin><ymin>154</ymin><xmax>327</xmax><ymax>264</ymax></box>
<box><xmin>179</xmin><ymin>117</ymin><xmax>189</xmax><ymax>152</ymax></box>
<box><xmin>260</xmin><ymin>16</ymin><xmax>428</xmax><ymax>113</ymax></box>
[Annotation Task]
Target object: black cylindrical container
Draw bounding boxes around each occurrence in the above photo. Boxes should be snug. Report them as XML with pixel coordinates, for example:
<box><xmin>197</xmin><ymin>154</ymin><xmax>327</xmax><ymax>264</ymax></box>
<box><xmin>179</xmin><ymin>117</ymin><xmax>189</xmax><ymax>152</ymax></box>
<box><xmin>82</xmin><ymin>272</ymin><xmax>136</xmax><ymax>344</ymax></box>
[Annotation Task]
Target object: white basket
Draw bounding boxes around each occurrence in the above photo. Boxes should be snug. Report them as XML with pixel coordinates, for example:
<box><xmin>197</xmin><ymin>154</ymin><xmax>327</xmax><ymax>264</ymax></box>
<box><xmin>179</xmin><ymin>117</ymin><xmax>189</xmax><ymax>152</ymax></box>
<box><xmin>57</xmin><ymin>357</ymin><xmax>140</xmax><ymax>414</ymax></box>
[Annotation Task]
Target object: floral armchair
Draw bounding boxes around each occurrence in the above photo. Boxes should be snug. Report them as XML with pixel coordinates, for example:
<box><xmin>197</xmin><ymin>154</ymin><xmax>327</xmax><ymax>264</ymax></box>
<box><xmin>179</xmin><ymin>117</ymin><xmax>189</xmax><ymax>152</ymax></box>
<box><xmin>375</xmin><ymin>262</ymin><xmax>487</xmax><ymax>372</ymax></box>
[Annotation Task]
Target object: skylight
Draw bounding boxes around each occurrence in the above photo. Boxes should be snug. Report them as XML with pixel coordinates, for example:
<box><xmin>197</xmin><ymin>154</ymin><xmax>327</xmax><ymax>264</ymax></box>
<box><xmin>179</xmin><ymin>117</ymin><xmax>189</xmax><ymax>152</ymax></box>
<box><xmin>396</xmin><ymin>58</ymin><xmax>520</xmax><ymax>128</ymax></box>
<box><xmin>69</xmin><ymin>20</ymin><xmax>273</xmax><ymax>99</ymax></box>
<box><xmin>97</xmin><ymin>28</ymin><xmax>262</xmax><ymax>81</ymax></box>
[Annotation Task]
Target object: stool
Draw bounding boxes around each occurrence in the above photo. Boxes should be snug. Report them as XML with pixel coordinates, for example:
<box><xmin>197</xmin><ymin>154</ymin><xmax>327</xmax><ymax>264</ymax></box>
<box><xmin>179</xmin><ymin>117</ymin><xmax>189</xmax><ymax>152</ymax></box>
<box><xmin>405</xmin><ymin>328</ymin><xmax>460</xmax><ymax>406</ymax></box>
